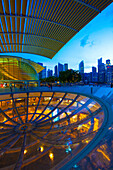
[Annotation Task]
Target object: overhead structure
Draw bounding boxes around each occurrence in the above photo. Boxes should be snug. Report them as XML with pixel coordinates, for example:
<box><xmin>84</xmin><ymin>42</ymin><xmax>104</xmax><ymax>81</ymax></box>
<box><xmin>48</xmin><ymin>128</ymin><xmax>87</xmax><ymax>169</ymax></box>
<box><xmin>0</xmin><ymin>0</ymin><xmax>112</xmax><ymax>59</ymax></box>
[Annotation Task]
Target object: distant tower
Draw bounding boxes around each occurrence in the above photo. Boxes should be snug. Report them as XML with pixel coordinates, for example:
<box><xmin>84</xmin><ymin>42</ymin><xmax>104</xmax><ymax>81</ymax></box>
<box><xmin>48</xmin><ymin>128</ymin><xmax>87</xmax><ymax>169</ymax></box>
<box><xmin>42</xmin><ymin>66</ymin><xmax>46</xmax><ymax>79</ymax></box>
<box><xmin>37</xmin><ymin>62</ymin><xmax>43</xmax><ymax>79</ymax></box>
<box><xmin>98</xmin><ymin>58</ymin><xmax>105</xmax><ymax>83</ymax></box>
<box><xmin>92</xmin><ymin>67</ymin><xmax>98</xmax><ymax>82</ymax></box>
<box><xmin>79</xmin><ymin>60</ymin><xmax>84</xmax><ymax>73</ymax></box>
<box><xmin>58</xmin><ymin>63</ymin><xmax>63</xmax><ymax>77</ymax></box>
<box><xmin>54</xmin><ymin>65</ymin><xmax>58</xmax><ymax>77</ymax></box>
<box><xmin>64</xmin><ymin>63</ymin><xmax>68</xmax><ymax>71</ymax></box>
<box><xmin>98</xmin><ymin>58</ymin><xmax>102</xmax><ymax>65</ymax></box>
<box><xmin>106</xmin><ymin>59</ymin><xmax>111</xmax><ymax>83</ymax></box>
<box><xmin>47</xmin><ymin>69</ymin><xmax>53</xmax><ymax>77</ymax></box>
<box><xmin>92</xmin><ymin>67</ymin><xmax>96</xmax><ymax>73</ymax></box>
<box><xmin>106</xmin><ymin>59</ymin><xmax>111</xmax><ymax>68</ymax></box>
<box><xmin>79</xmin><ymin>60</ymin><xmax>84</xmax><ymax>82</ymax></box>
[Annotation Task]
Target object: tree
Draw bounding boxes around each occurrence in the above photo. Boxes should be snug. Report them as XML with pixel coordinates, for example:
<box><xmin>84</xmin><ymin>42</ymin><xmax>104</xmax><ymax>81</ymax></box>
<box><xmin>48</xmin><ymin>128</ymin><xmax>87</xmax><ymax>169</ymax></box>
<box><xmin>59</xmin><ymin>70</ymin><xmax>81</xmax><ymax>83</ymax></box>
<box><xmin>40</xmin><ymin>76</ymin><xmax>59</xmax><ymax>83</ymax></box>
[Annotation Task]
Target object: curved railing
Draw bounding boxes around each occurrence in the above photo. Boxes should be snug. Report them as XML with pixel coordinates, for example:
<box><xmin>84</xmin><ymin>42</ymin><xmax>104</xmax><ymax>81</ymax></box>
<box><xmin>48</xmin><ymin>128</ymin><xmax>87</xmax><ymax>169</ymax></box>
<box><xmin>0</xmin><ymin>87</ymin><xmax>112</xmax><ymax>170</ymax></box>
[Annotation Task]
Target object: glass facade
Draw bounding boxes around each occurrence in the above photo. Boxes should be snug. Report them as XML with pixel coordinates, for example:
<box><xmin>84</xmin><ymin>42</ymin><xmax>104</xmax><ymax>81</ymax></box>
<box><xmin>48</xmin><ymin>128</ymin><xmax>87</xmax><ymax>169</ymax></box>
<box><xmin>0</xmin><ymin>91</ymin><xmax>105</xmax><ymax>169</ymax></box>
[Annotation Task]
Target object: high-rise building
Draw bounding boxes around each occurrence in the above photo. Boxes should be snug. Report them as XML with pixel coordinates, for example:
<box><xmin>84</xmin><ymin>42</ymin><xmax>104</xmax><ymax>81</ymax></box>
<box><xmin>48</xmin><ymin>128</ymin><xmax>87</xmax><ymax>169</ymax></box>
<box><xmin>54</xmin><ymin>65</ymin><xmax>58</xmax><ymax>77</ymax></box>
<box><xmin>106</xmin><ymin>59</ymin><xmax>111</xmax><ymax>68</ymax></box>
<box><xmin>79</xmin><ymin>60</ymin><xmax>84</xmax><ymax>73</ymax></box>
<box><xmin>58</xmin><ymin>63</ymin><xmax>63</xmax><ymax>77</ymax></box>
<box><xmin>37</xmin><ymin>62</ymin><xmax>47</xmax><ymax>79</ymax></box>
<box><xmin>98</xmin><ymin>58</ymin><xmax>102</xmax><ymax>65</ymax></box>
<box><xmin>47</xmin><ymin>69</ymin><xmax>53</xmax><ymax>77</ymax></box>
<box><xmin>79</xmin><ymin>60</ymin><xmax>84</xmax><ymax>82</ymax></box>
<box><xmin>84</xmin><ymin>73</ymin><xmax>92</xmax><ymax>84</ymax></box>
<box><xmin>98</xmin><ymin>58</ymin><xmax>105</xmax><ymax>83</ymax></box>
<box><xmin>92</xmin><ymin>67</ymin><xmax>96</xmax><ymax>73</ymax></box>
<box><xmin>92</xmin><ymin>67</ymin><xmax>98</xmax><ymax>82</ymax></box>
<box><xmin>106</xmin><ymin>65</ymin><xmax>113</xmax><ymax>84</ymax></box>
<box><xmin>64</xmin><ymin>63</ymin><xmax>68</xmax><ymax>71</ymax></box>
<box><xmin>42</xmin><ymin>66</ymin><xmax>46</xmax><ymax>79</ymax></box>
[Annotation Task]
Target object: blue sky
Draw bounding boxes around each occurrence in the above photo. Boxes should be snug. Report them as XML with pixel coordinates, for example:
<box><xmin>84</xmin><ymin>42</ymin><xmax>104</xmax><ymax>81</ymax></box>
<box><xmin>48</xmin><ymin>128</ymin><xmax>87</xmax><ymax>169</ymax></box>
<box><xmin>1</xmin><ymin>2</ymin><xmax>113</xmax><ymax>73</ymax></box>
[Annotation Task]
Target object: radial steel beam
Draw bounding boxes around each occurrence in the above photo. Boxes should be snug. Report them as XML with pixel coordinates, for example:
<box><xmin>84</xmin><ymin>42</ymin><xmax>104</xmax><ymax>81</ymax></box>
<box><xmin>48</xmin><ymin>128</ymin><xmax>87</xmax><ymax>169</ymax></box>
<box><xmin>36</xmin><ymin>98</ymin><xmax>93</xmax><ymax>127</ymax></box>
<box><xmin>25</xmin><ymin>92</ymin><xmax>29</xmax><ymax>123</ymax></box>
<box><xmin>0</xmin><ymin>108</ymin><xmax>20</xmax><ymax>125</ymax></box>
<box><xmin>34</xmin><ymin>92</ymin><xmax>55</xmax><ymax>122</ymax></box>
<box><xmin>74</xmin><ymin>0</ymin><xmax>101</xmax><ymax>13</ymax></box>
<box><xmin>0</xmin><ymin>133</ymin><xmax>17</xmax><ymax>145</ymax></box>
<box><xmin>77</xmin><ymin>100</ymin><xmax>92</xmax><ymax>115</ymax></box>
<box><xmin>14</xmin><ymin>133</ymin><xmax>26</xmax><ymax>170</ymax></box>
<box><xmin>0</xmin><ymin>131</ymin><xmax>14</xmax><ymax>139</ymax></box>
<box><xmin>0</xmin><ymin>128</ymin><xmax>13</xmax><ymax>134</ymax></box>
<box><xmin>36</xmin><ymin>94</ymin><xmax>79</xmax><ymax>124</ymax></box>
<box><xmin>0</xmin><ymin>134</ymin><xmax>21</xmax><ymax>156</ymax></box>
<box><xmin>29</xmin><ymin>92</ymin><xmax>42</xmax><ymax>122</ymax></box>
<box><xmin>11</xmin><ymin>93</ymin><xmax>24</xmax><ymax>124</ymax></box>
<box><xmin>32</xmin><ymin>93</ymin><xmax>67</xmax><ymax>123</ymax></box>
<box><xmin>0</xmin><ymin>122</ymin><xmax>15</xmax><ymax>128</ymax></box>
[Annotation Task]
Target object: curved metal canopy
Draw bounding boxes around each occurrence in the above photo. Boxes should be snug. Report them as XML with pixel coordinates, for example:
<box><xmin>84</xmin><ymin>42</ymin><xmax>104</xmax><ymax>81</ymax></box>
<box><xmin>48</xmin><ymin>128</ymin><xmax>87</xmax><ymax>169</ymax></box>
<box><xmin>0</xmin><ymin>0</ymin><xmax>112</xmax><ymax>59</ymax></box>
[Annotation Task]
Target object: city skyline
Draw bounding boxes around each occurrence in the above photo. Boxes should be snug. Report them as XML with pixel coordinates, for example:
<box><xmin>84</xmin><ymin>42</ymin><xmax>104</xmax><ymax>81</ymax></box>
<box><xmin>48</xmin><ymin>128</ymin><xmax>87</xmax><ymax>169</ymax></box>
<box><xmin>40</xmin><ymin>57</ymin><xmax>113</xmax><ymax>85</ymax></box>
<box><xmin>40</xmin><ymin>57</ymin><xmax>112</xmax><ymax>76</ymax></box>
<box><xmin>0</xmin><ymin>3</ymin><xmax>113</xmax><ymax>73</ymax></box>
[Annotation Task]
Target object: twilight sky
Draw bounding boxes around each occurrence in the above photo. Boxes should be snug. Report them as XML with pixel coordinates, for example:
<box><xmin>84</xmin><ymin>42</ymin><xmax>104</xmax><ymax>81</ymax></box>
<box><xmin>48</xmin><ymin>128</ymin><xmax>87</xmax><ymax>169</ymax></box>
<box><xmin>1</xmin><ymin>2</ymin><xmax>113</xmax><ymax>73</ymax></box>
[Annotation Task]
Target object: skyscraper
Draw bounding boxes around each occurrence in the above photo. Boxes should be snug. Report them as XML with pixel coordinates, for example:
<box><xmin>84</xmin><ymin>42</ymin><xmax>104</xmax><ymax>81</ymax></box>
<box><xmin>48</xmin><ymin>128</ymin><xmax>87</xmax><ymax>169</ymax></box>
<box><xmin>37</xmin><ymin>62</ymin><xmax>43</xmax><ymax>79</ymax></box>
<box><xmin>37</xmin><ymin>62</ymin><xmax>47</xmax><ymax>79</ymax></box>
<box><xmin>79</xmin><ymin>60</ymin><xmax>84</xmax><ymax>82</ymax></box>
<box><xmin>47</xmin><ymin>69</ymin><xmax>53</xmax><ymax>77</ymax></box>
<box><xmin>64</xmin><ymin>63</ymin><xmax>68</xmax><ymax>71</ymax></box>
<box><xmin>79</xmin><ymin>60</ymin><xmax>84</xmax><ymax>73</ymax></box>
<box><xmin>92</xmin><ymin>67</ymin><xmax>98</xmax><ymax>82</ymax></box>
<box><xmin>106</xmin><ymin>65</ymin><xmax>113</xmax><ymax>84</ymax></box>
<box><xmin>42</xmin><ymin>66</ymin><xmax>46</xmax><ymax>79</ymax></box>
<box><xmin>98</xmin><ymin>58</ymin><xmax>105</xmax><ymax>83</ymax></box>
<box><xmin>106</xmin><ymin>59</ymin><xmax>111</xmax><ymax>68</ymax></box>
<box><xmin>98</xmin><ymin>58</ymin><xmax>102</xmax><ymax>65</ymax></box>
<box><xmin>58</xmin><ymin>63</ymin><xmax>63</xmax><ymax>77</ymax></box>
<box><xmin>54</xmin><ymin>65</ymin><xmax>58</xmax><ymax>77</ymax></box>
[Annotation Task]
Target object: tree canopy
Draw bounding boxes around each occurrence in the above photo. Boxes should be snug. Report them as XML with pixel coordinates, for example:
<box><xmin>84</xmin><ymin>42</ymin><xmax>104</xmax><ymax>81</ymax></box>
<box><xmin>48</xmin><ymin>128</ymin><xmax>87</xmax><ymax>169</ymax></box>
<box><xmin>40</xmin><ymin>76</ymin><xmax>59</xmax><ymax>83</ymax></box>
<box><xmin>40</xmin><ymin>70</ymin><xmax>81</xmax><ymax>83</ymax></box>
<box><xmin>59</xmin><ymin>70</ymin><xmax>81</xmax><ymax>83</ymax></box>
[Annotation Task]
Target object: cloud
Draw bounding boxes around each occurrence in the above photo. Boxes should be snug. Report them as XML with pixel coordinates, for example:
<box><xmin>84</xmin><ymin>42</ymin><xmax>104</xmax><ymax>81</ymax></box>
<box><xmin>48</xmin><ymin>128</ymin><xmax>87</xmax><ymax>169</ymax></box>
<box><xmin>80</xmin><ymin>35</ymin><xmax>89</xmax><ymax>47</ymax></box>
<box><xmin>89</xmin><ymin>41</ymin><xmax>94</xmax><ymax>47</ymax></box>
<box><xmin>85</xmin><ymin>66</ymin><xmax>92</xmax><ymax>69</ymax></box>
<box><xmin>80</xmin><ymin>35</ymin><xmax>95</xmax><ymax>47</ymax></box>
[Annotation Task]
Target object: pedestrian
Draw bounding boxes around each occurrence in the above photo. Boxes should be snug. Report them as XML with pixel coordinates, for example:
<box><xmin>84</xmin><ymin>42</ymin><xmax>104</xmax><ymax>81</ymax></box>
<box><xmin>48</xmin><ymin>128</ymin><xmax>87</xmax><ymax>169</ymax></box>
<box><xmin>24</xmin><ymin>84</ymin><xmax>26</xmax><ymax>91</ymax></box>
<box><xmin>10</xmin><ymin>84</ymin><xmax>12</xmax><ymax>92</ymax></box>
<box><xmin>50</xmin><ymin>83</ymin><xmax>52</xmax><ymax>90</ymax></box>
<box><xmin>20</xmin><ymin>85</ymin><xmax>22</xmax><ymax>90</ymax></box>
<box><xmin>91</xmin><ymin>87</ymin><xmax>93</xmax><ymax>94</ymax></box>
<box><xmin>48</xmin><ymin>83</ymin><xmax>50</xmax><ymax>89</ymax></box>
